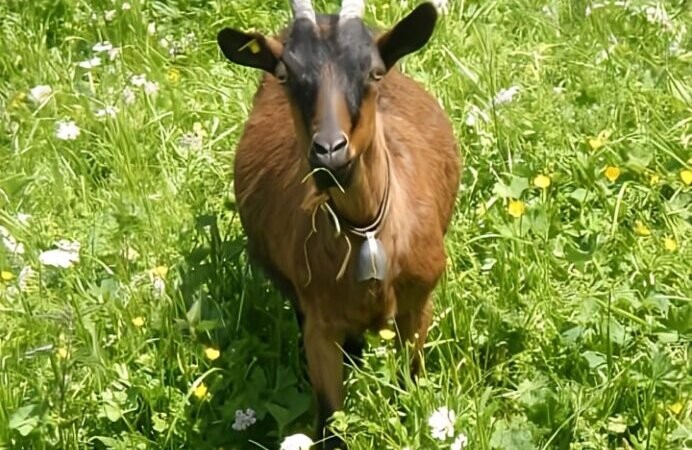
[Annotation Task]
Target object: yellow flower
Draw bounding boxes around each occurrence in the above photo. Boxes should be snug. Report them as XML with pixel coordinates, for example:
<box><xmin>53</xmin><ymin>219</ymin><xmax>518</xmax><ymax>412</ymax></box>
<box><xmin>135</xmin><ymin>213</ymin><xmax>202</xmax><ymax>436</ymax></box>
<box><xmin>604</xmin><ymin>166</ymin><xmax>621</xmax><ymax>182</ymax></box>
<box><xmin>533</xmin><ymin>174</ymin><xmax>551</xmax><ymax>189</ymax></box>
<box><xmin>663</xmin><ymin>237</ymin><xmax>678</xmax><ymax>252</ymax></box>
<box><xmin>204</xmin><ymin>347</ymin><xmax>220</xmax><ymax>361</ymax></box>
<box><xmin>649</xmin><ymin>173</ymin><xmax>660</xmax><ymax>186</ymax></box>
<box><xmin>680</xmin><ymin>169</ymin><xmax>692</xmax><ymax>186</ymax></box>
<box><xmin>152</xmin><ymin>266</ymin><xmax>168</xmax><ymax>278</ymax></box>
<box><xmin>378</xmin><ymin>329</ymin><xmax>396</xmax><ymax>341</ymax></box>
<box><xmin>10</xmin><ymin>92</ymin><xmax>26</xmax><ymax>109</ymax></box>
<box><xmin>1</xmin><ymin>271</ymin><xmax>14</xmax><ymax>281</ymax></box>
<box><xmin>56</xmin><ymin>347</ymin><xmax>69</xmax><ymax>359</ymax></box>
<box><xmin>507</xmin><ymin>199</ymin><xmax>525</xmax><ymax>218</ymax></box>
<box><xmin>166</xmin><ymin>68</ymin><xmax>181</xmax><ymax>84</ymax></box>
<box><xmin>132</xmin><ymin>316</ymin><xmax>145</xmax><ymax>327</ymax></box>
<box><xmin>633</xmin><ymin>220</ymin><xmax>651</xmax><ymax>237</ymax></box>
<box><xmin>588</xmin><ymin>129</ymin><xmax>610</xmax><ymax>150</ymax></box>
<box><xmin>668</xmin><ymin>402</ymin><xmax>684</xmax><ymax>415</ymax></box>
<box><xmin>193</xmin><ymin>382</ymin><xmax>208</xmax><ymax>399</ymax></box>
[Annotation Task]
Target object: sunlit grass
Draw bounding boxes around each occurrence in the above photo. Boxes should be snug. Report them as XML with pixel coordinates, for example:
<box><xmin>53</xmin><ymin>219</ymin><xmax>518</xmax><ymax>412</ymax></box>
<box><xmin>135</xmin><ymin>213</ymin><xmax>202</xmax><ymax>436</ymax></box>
<box><xmin>0</xmin><ymin>0</ymin><xmax>690</xmax><ymax>449</ymax></box>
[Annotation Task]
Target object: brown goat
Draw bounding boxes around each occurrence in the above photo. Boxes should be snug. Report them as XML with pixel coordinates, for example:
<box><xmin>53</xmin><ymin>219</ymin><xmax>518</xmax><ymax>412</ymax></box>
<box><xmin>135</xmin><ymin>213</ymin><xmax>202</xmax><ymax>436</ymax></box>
<box><xmin>217</xmin><ymin>1</ymin><xmax>461</xmax><ymax>447</ymax></box>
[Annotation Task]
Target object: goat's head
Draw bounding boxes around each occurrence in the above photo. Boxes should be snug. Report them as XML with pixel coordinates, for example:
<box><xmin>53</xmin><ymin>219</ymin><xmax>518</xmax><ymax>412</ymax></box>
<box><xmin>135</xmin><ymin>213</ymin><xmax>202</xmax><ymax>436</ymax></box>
<box><xmin>217</xmin><ymin>1</ymin><xmax>438</xmax><ymax>188</ymax></box>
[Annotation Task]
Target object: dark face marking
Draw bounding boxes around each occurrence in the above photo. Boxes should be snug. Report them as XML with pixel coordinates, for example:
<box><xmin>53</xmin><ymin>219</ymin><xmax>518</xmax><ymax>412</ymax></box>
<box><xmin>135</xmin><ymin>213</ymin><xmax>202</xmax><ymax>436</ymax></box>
<box><xmin>279</xmin><ymin>15</ymin><xmax>383</xmax><ymax>134</ymax></box>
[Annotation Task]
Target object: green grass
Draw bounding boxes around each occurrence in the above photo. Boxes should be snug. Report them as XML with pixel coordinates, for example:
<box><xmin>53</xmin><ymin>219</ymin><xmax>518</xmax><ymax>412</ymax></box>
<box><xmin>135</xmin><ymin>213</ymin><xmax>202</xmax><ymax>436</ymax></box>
<box><xmin>0</xmin><ymin>0</ymin><xmax>690</xmax><ymax>448</ymax></box>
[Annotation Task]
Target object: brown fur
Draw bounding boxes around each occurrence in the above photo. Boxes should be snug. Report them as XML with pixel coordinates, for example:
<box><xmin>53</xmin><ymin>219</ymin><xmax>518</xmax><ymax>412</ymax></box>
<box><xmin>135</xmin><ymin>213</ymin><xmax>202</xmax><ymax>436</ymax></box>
<box><xmin>233</xmin><ymin>64</ymin><xmax>461</xmax><ymax>446</ymax></box>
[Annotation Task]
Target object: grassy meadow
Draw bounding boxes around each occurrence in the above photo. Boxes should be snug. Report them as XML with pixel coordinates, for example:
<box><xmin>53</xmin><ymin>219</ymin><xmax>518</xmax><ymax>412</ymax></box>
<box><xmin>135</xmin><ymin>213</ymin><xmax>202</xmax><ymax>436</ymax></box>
<box><xmin>1</xmin><ymin>0</ymin><xmax>691</xmax><ymax>448</ymax></box>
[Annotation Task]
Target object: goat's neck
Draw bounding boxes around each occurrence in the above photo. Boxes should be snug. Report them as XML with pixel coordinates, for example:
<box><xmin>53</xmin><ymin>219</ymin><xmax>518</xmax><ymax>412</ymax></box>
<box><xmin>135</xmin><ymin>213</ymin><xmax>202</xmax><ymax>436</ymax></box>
<box><xmin>327</xmin><ymin>124</ymin><xmax>387</xmax><ymax>228</ymax></box>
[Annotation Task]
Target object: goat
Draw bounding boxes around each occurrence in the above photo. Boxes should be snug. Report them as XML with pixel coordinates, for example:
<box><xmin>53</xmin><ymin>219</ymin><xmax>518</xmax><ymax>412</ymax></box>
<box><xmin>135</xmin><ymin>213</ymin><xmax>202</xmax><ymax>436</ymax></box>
<box><xmin>216</xmin><ymin>1</ymin><xmax>461</xmax><ymax>447</ymax></box>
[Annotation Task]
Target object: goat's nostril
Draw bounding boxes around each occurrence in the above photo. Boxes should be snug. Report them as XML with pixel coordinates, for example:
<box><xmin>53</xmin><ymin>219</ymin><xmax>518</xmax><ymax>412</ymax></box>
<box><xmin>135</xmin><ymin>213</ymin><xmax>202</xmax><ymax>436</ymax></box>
<box><xmin>332</xmin><ymin>136</ymin><xmax>348</xmax><ymax>154</ymax></box>
<box><xmin>312</xmin><ymin>141</ymin><xmax>330</xmax><ymax>155</ymax></box>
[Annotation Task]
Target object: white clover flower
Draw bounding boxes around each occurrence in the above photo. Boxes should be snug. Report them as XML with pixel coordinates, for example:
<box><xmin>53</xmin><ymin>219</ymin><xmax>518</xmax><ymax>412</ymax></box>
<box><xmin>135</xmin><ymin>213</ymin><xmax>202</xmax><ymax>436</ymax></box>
<box><xmin>39</xmin><ymin>240</ymin><xmax>81</xmax><ymax>269</ymax></box>
<box><xmin>77</xmin><ymin>56</ymin><xmax>101</xmax><ymax>69</ymax></box>
<box><xmin>159</xmin><ymin>37</ymin><xmax>170</xmax><ymax>48</ymax></box>
<box><xmin>451</xmin><ymin>433</ymin><xmax>468</xmax><ymax>450</ymax></box>
<box><xmin>492</xmin><ymin>86</ymin><xmax>520</xmax><ymax>106</ymax></box>
<box><xmin>0</xmin><ymin>225</ymin><xmax>25</xmax><ymax>255</ymax></box>
<box><xmin>144</xmin><ymin>81</ymin><xmax>159</xmax><ymax>95</ymax></box>
<box><xmin>92</xmin><ymin>41</ymin><xmax>113</xmax><ymax>53</ymax></box>
<box><xmin>104</xmin><ymin>9</ymin><xmax>116</xmax><ymax>21</ymax></box>
<box><xmin>55</xmin><ymin>120</ymin><xmax>80</xmax><ymax>140</ymax></box>
<box><xmin>232</xmin><ymin>408</ymin><xmax>257</xmax><ymax>431</ymax></box>
<box><xmin>121</xmin><ymin>2</ymin><xmax>131</xmax><ymax>10</ymax></box>
<box><xmin>428</xmin><ymin>406</ymin><xmax>456</xmax><ymax>440</ymax></box>
<box><xmin>28</xmin><ymin>85</ymin><xmax>52</xmax><ymax>104</ymax></box>
<box><xmin>130</xmin><ymin>74</ymin><xmax>147</xmax><ymax>86</ymax></box>
<box><xmin>280</xmin><ymin>433</ymin><xmax>313</xmax><ymax>450</ymax></box>
<box><xmin>95</xmin><ymin>105</ymin><xmax>118</xmax><ymax>118</ymax></box>
<box><xmin>122</xmin><ymin>86</ymin><xmax>136</xmax><ymax>105</ymax></box>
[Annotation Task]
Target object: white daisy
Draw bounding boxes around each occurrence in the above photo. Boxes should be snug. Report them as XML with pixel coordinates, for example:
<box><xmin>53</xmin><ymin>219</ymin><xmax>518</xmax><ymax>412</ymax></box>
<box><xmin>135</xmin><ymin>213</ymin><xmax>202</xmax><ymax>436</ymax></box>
<box><xmin>92</xmin><ymin>41</ymin><xmax>113</xmax><ymax>53</ymax></box>
<box><xmin>144</xmin><ymin>81</ymin><xmax>159</xmax><ymax>95</ymax></box>
<box><xmin>39</xmin><ymin>240</ymin><xmax>81</xmax><ymax>269</ymax></box>
<box><xmin>55</xmin><ymin>120</ymin><xmax>80</xmax><ymax>140</ymax></box>
<box><xmin>122</xmin><ymin>87</ymin><xmax>136</xmax><ymax>105</ymax></box>
<box><xmin>451</xmin><ymin>433</ymin><xmax>468</xmax><ymax>450</ymax></box>
<box><xmin>104</xmin><ymin>10</ymin><xmax>116</xmax><ymax>21</ymax></box>
<box><xmin>28</xmin><ymin>85</ymin><xmax>52</xmax><ymax>104</ymax></box>
<box><xmin>428</xmin><ymin>406</ymin><xmax>456</xmax><ymax>440</ymax></box>
<box><xmin>492</xmin><ymin>85</ymin><xmax>520</xmax><ymax>106</ymax></box>
<box><xmin>95</xmin><ymin>105</ymin><xmax>118</xmax><ymax>118</ymax></box>
<box><xmin>0</xmin><ymin>225</ymin><xmax>25</xmax><ymax>255</ymax></box>
<box><xmin>279</xmin><ymin>434</ymin><xmax>313</xmax><ymax>450</ymax></box>
<box><xmin>77</xmin><ymin>56</ymin><xmax>101</xmax><ymax>69</ymax></box>
<box><xmin>130</xmin><ymin>74</ymin><xmax>147</xmax><ymax>86</ymax></box>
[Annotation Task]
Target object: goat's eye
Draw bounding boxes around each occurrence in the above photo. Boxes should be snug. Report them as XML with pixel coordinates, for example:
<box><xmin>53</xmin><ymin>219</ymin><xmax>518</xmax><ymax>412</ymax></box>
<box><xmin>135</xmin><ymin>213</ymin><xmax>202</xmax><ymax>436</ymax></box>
<box><xmin>275</xmin><ymin>62</ymin><xmax>288</xmax><ymax>84</ymax></box>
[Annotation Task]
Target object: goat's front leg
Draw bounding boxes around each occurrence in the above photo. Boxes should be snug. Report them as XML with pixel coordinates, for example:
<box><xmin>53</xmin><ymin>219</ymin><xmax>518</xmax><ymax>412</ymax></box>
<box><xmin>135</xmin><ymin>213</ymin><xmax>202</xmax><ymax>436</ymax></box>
<box><xmin>395</xmin><ymin>294</ymin><xmax>433</xmax><ymax>378</ymax></box>
<box><xmin>303</xmin><ymin>316</ymin><xmax>346</xmax><ymax>449</ymax></box>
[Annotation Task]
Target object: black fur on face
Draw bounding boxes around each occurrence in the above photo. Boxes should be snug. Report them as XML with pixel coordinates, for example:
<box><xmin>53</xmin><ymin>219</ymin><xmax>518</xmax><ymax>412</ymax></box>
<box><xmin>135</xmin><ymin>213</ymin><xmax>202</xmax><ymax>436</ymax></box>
<box><xmin>278</xmin><ymin>15</ymin><xmax>383</xmax><ymax>130</ymax></box>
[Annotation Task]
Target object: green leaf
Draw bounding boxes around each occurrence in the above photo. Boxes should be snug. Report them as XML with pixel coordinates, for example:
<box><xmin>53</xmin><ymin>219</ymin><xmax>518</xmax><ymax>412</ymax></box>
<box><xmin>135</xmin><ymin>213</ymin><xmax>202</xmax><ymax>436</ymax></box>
<box><xmin>582</xmin><ymin>350</ymin><xmax>606</xmax><ymax>369</ymax></box>
<box><xmin>186</xmin><ymin>298</ymin><xmax>202</xmax><ymax>325</ymax></box>
<box><xmin>567</xmin><ymin>188</ymin><xmax>589</xmax><ymax>204</ymax></box>
<box><xmin>490</xmin><ymin>416</ymin><xmax>537</xmax><ymax>450</ymax></box>
<box><xmin>9</xmin><ymin>404</ymin><xmax>38</xmax><ymax>436</ymax></box>
<box><xmin>103</xmin><ymin>403</ymin><xmax>123</xmax><ymax>422</ymax></box>
<box><xmin>508</xmin><ymin>176</ymin><xmax>529</xmax><ymax>198</ymax></box>
<box><xmin>606</xmin><ymin>415</ymin><xmax>628</xmax><ymax>434</ymax></box>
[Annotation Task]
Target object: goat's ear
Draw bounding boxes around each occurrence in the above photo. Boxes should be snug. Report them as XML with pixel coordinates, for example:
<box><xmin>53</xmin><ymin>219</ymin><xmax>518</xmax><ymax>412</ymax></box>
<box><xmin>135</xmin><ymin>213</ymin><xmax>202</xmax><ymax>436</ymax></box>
<box><xmin>217</xmin><ymin>28</ymin><xmax>283</xmax><ymax>73</ymax></box>
<box><xmin>376</xmin><ymin>2</ymin><xmax>437</xmax><ymax>70</ymax></box>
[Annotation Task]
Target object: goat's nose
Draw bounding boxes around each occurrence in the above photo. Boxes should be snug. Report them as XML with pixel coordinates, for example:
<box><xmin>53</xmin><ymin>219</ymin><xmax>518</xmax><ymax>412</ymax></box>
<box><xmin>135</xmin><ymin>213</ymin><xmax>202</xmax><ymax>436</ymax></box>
<box><xmin>311</xmin><ymin>131</ymin><xmax>349</xmax><ymax>170</ymax></box>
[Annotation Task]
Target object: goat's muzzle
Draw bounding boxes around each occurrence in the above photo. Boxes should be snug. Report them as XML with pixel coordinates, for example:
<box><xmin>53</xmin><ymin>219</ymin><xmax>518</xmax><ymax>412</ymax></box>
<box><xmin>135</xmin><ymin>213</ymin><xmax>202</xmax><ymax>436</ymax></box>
<box><xmin>308</xmin><ymin>130</ymin><xmax>352</xmax><ymax>181</ymax></box>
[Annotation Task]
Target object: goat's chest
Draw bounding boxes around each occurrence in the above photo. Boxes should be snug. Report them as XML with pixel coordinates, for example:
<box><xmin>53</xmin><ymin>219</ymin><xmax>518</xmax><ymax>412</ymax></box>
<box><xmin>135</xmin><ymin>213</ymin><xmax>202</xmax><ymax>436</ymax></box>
<box><xmin>293</xmin><ymin>218</ymin><xmax>442</xmax><ymax>332</ymax></box>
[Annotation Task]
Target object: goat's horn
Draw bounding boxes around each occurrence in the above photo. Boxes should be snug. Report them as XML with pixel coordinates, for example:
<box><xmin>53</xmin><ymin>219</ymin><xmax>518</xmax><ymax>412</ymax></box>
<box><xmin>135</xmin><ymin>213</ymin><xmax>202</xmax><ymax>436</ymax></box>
<box><xmin>292</xmin><ymin>0</ymin><xmax>317</xmax><ymax>22</ymax></box>
<box><xmin>339</xmin><ymin>0</ymin><xmax>364</xmax><ymax>21</ymax></box>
